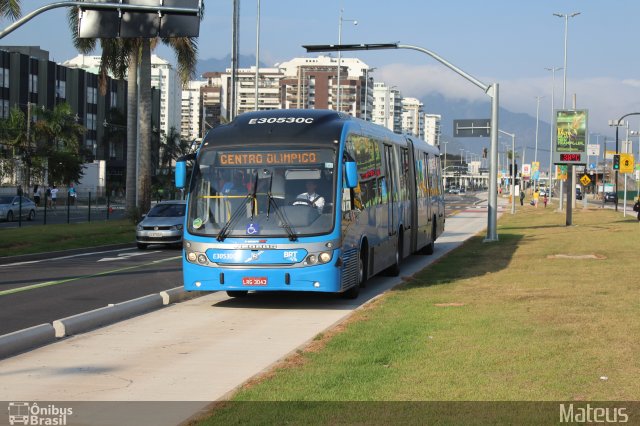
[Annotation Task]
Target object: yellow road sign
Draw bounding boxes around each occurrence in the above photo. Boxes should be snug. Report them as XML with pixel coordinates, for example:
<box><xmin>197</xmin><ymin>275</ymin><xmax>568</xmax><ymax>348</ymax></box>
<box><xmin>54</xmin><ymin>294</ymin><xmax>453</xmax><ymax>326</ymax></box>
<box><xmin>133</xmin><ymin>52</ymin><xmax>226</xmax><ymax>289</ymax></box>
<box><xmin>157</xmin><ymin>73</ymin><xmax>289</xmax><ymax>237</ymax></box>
<box><xmin>580</xmin><ymin>175</ymin><xmax>591</xmax><ymax>186</ymax></box>
<box><xmin>619</xmin><ymin>153</ymin><xmax>634</xmax><ymax>173</ymax></box>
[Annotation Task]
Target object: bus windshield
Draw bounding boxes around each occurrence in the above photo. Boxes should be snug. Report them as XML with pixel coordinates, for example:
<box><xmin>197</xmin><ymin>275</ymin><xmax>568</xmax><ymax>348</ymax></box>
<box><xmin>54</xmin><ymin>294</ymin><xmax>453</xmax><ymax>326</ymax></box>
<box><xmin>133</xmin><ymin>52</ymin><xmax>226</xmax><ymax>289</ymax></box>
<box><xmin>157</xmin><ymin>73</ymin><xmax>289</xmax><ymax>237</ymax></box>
<box><xmin>187</xmin><ymin>147</ymin><xmax>337</xmax><ymax>238</ymax></box>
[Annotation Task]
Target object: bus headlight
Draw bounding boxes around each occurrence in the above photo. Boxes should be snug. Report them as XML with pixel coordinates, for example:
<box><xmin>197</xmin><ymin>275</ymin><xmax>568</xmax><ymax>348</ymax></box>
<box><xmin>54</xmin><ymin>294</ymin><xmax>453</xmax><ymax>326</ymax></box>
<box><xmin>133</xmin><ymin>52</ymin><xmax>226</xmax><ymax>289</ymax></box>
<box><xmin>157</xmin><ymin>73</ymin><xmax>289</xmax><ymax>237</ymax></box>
<box><xmin>319</xmin><ymin>252</ymin><xmax>332</xmax><ymax>263</ymax></box>
<box><xmin>305</xmin><ymin>255</ymin><xmax>317</xmax><ymax>265</ymax></box>
<box><xmin>197</xmin><ymin>254</ymin><xmax>208</xmax><ymax>264</ymax></box>
<box><xmin>187</xmin><ymin>252</ymin><xmax>197</xmax><ymax>262</ymax></box>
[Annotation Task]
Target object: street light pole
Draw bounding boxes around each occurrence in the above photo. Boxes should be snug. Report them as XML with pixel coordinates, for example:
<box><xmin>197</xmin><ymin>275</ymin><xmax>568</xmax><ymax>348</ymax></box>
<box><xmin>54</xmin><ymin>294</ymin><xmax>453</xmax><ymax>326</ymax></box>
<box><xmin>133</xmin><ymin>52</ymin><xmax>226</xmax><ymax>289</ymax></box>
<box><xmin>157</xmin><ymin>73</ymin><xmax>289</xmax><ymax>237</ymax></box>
<box><xmin>336</xmin><ymin>9</ymin><xmax>357</xmax><ymax>113</ymax></box>
<box><xmin>554</xmin><ymin>12</ymin><xmax>580</xmax><ymax>222</ymax></box>
<box><xmin>534</xmin><ymin>95</ymin><xmax>543</xmax><ymax>190</ymax></box>
<box><xmin>545</xmin><ymin>66</ymin><xmax>562</xmax><ymax>201</ymax></box>
<box><xmin>254</xmin><ymin>0</ymin><xmax>260</xmax><ymax>111</ymax></box>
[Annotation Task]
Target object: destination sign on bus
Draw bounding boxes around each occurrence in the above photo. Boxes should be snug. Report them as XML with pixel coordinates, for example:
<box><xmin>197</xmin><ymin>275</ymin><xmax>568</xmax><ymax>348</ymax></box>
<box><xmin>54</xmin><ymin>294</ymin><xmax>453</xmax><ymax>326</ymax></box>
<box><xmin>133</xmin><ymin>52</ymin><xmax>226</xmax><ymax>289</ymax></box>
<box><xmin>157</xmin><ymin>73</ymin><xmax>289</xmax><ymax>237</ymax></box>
<box><xmin>217</xmin><ymin>150</ymin><xmax>333</xmax><ymax>166</ymax></box>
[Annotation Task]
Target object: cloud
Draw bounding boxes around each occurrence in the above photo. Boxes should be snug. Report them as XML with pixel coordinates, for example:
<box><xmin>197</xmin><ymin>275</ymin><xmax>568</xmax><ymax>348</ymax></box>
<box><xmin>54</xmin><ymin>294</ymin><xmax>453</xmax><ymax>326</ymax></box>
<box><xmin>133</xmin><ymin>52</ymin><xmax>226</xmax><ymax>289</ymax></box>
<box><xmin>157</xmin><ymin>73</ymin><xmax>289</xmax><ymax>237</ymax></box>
<box><xmin>377</xmin><ymin>63</ymin><xmax>640</xmax><ymax>134</ymax></box>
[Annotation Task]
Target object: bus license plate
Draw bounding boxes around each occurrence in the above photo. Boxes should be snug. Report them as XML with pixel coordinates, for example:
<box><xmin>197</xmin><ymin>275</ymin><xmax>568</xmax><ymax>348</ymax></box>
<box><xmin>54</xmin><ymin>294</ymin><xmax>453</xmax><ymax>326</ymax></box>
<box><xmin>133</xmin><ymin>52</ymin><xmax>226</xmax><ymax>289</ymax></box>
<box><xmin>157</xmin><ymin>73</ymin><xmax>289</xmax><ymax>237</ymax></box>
<box><xmin>242</xmin><ymin>277</ymin><xmax>267</xmax><ymax>286</ymax></box>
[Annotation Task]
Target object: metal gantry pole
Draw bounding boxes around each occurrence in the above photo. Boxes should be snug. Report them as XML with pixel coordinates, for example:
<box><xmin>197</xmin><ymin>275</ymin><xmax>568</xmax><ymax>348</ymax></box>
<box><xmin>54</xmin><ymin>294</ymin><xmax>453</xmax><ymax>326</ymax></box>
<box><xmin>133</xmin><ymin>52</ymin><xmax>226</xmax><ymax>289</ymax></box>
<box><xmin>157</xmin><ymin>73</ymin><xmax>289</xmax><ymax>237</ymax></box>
<box><xmin>254</xmin><ymin>0</ymin><xmax>260</xmax><ymax>111</ymax></box>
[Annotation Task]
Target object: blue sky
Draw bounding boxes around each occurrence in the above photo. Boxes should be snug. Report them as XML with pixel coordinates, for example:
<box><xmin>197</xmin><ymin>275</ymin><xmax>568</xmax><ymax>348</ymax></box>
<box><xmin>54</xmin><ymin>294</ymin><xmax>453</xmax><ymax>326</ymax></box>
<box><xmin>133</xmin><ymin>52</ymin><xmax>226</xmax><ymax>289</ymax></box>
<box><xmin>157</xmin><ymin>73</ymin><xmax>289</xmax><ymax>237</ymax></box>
<box><xmin>2</xmin><ymin>0</ymin><xmax>640</xmax><ymax>137</ymax></box>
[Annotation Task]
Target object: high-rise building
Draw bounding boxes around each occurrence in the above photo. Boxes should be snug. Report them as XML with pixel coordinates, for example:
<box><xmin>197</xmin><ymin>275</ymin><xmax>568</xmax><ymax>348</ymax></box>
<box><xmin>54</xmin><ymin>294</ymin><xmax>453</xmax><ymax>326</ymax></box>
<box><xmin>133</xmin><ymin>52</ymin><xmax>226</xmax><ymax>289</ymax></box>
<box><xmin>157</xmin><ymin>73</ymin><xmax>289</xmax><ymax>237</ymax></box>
<box><xmin>278</xmin><ymin>56</ymin><xmax>370</xmax><ymax>117</ymax></box>
<box><xmin>181</xmin><ymin>80</ymin><xmax>206</xmax><ymax>141</ymax></box>
<box><xmin>372</xmin><ymin>82</ymin><xmax>402</xmax><ymax>133</ymax></box>
<box><xmin>424</xmin><ymin>113</ymin><xmax>441</xmax><ymax>147</ymax></box>
<box><xmin>401</xmin><ymin>97</ymin><xmax>424</xmax><ymax>139</ymax></box>
<box><xmin>65</xmin><ymin>54</ymin><xmax>181</xmax><ymax>138</ymax></box>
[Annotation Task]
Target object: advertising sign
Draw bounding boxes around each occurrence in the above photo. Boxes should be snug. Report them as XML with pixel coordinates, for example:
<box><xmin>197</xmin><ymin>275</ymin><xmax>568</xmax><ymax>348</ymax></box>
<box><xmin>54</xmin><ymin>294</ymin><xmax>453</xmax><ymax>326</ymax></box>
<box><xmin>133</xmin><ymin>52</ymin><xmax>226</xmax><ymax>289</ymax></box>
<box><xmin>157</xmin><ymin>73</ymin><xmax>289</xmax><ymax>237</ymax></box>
<box><xmin>522</xmin><ymin>164</ymin><xmax>531</xmax><ymax>177</ymax></box>
<box><xmin>587</xmin><ymin>144</ymin><xmax>599</xmax><ymax>156</ymax></box>
<box><xmin>605</xmin><ymin>150</ymin><xmax>616</xmax><ymax>160</ymax></box>
<box><xmin>554</xmin><ymin>110</ymin><xmax>588</xmax><ymax>165</ymax></box>
<box><xmin>557</xmin><ymin>165</ymin><xmax>568</xmax><ymax>181</ymax></box>
<box><xmin>532</xmin><ymin>161</ymin><xmax>540</xmax><ymax>180</ymax></box>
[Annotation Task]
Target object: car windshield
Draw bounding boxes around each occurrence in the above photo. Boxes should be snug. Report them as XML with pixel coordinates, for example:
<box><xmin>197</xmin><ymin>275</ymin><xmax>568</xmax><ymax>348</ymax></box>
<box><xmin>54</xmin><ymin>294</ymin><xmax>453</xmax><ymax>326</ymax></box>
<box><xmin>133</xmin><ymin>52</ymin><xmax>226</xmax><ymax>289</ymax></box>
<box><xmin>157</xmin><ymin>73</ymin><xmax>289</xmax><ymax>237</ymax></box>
<box><xmin>147</xmin><ymin>203</ymin><xmax>185</xmax><ymax>217</ymax></box>
<box><xmin>187</xmin><ymin>147</ymin><xmax>336</xmax><ymax>238</ymax></box>
<box><xmin>0</xmin><ymin>196</ymin><xmax>14</xmax><ymax>204</ymax></box>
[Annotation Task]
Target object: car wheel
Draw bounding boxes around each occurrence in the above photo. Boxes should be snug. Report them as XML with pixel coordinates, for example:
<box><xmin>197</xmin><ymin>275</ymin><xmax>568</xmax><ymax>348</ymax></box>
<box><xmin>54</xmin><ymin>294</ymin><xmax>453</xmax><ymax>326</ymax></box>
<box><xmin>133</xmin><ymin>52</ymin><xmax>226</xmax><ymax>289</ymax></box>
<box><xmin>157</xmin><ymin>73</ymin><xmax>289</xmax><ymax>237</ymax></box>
<box><xmin>6</xmin><ymin>211</ymin><xmax>13</xmax><ymax>222</ymax></box>
<box><xmin>28</xmin><ymin>210</ymin><xmax>35</xmax><ymax>221</ymax></box>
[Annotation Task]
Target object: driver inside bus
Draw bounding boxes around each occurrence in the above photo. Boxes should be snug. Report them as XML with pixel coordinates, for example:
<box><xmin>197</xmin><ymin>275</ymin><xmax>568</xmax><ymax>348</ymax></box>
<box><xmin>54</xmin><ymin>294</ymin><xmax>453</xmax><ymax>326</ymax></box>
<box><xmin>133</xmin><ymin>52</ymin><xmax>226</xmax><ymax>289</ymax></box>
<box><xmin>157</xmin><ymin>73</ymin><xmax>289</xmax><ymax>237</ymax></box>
<box><xmin>294</xmin><ymin>180</ymin><xmax>325</xmax><ymax>213</ymax></box>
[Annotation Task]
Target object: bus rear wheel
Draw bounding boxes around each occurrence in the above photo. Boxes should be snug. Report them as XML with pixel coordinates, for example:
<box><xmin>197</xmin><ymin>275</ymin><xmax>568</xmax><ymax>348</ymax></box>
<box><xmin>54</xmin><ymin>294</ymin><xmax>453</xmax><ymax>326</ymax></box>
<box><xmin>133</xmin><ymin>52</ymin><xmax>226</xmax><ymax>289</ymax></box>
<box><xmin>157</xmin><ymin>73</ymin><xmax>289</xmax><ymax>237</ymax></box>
<box><xmin>226</xmin><ymin>290</ymin><xmax>248</xmax><ymax>298</ymax></box>
<box><xmin>384</xmin><ymin>232</ymin><xmax>402</xmax><ymax>276</ymax></box>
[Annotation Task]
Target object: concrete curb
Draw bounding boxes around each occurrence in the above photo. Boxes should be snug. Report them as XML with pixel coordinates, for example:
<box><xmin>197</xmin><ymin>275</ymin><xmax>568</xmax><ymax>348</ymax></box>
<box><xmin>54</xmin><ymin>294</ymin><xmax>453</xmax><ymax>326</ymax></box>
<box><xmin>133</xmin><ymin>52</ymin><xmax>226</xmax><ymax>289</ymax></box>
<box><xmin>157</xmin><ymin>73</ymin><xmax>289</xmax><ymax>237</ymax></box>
<box><xmin>160</xmin><ymin>287</ymin><xmax>206</xmax><ymax>305</ymax></box>
<box><xmin>53</xmin><ymin>294</ymin><xmax>164</xmax><ymax>338</ymax></box>
<box><xmin>0</xmin><ymin>324</ymin><xmax>56</xmax><ymax>359</ymax></box>
<box><xmin>1</xmin><ymin>288</ymin><xmax>207</xmax><ymax>359</ymax></box>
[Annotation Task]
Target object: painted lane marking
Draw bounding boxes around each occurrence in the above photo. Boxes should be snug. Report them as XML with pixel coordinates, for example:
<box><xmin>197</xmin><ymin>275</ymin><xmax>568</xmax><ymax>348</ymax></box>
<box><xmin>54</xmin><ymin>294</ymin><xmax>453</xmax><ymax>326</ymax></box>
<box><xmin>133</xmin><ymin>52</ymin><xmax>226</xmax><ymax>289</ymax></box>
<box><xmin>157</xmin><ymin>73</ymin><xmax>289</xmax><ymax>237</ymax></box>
<box><xmin>0</xmin><ymin>247</ymin><xmax>137</xmax><ymax>268</ymax></box>
<box><xmin>0</xmin><ymin>256</ymin><xmax>182</xmax><ymax>297</ymax></box>
<box><xmin>97</xmin><ymin>251</ymin><xmax>161</xmax><ymax>262</ymax></box>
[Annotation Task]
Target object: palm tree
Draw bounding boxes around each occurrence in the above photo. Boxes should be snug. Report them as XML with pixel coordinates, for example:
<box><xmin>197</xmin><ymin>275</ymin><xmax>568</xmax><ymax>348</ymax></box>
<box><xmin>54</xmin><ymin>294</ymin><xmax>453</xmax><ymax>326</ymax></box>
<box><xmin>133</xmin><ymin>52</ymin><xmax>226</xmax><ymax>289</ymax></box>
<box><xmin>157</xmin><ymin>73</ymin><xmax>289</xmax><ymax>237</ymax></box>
<box><xmin>67</xmin><ymin>8</ymin><xmax>200</xmax><ymax>216</ymax></box>
<box><xmin>0</xmin><ymin>0</ymin><xmax>20</xmax><ymax>21</ymax></box>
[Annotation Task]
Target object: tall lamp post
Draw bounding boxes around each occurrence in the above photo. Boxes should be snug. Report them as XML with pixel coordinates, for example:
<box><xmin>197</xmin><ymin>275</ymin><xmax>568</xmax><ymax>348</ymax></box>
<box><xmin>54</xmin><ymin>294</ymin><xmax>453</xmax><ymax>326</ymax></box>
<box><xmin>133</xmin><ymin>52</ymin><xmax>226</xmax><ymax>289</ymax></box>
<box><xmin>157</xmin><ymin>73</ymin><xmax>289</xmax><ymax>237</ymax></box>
<box><xmin>254</xmin><ymin>0</ymin><xmax>261</xmax><ymax>111</ymax></box>
<box><xmin>545</xmin><ymin>66</ymin><xmax>562</xmax><ymax>199</ymax></box>
<box><xmin>534</xmin><ymin>95</ymin><xmax>543</xmax><ymax>190</ymax></box>
<box><xmin>499</xmin><ymin>130</ymin><xmax>516</xmax><ymax>214</ymax></box>
<box><xmin>336</xmin><ymin>9</ymin><xmax>357</xmax><ymax>113</ymax></box>
<box><xmin>554</xmin><ymin>12</ymin><xmax>580</xmax><ymax>221</ymax></box>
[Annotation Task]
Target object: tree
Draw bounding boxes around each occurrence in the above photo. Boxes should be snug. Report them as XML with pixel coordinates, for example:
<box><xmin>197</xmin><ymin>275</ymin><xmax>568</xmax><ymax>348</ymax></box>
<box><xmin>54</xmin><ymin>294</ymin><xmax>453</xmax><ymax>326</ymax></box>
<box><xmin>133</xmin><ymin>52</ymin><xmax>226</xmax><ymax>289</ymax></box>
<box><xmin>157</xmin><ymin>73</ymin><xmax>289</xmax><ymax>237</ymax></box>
<box><xmin>67</xmin><ymin>8</ymin><xmax>200</xmax><ymax>217</ymax></box>
<box><xmin>0</xmin><ymin>0</ymin><xmax>20</xmax><ymax>21</ymax></box>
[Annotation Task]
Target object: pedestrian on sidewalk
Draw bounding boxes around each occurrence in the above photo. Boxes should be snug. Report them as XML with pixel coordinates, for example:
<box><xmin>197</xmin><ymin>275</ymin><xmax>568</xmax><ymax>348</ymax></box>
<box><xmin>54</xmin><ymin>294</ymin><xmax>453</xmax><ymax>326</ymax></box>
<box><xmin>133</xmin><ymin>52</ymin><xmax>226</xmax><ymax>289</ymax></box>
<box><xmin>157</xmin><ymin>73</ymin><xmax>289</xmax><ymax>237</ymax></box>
<box><xmin>533</xmin><ymin>189</ymin><xmax>540</xmax><ymax>208</ymax></box>
<box><xmin>33</xmin><ymin>185</ymin><xmax>41</xmax><ymax>207</ymax></box>
<box><xmin>519</xmin><ymin>190</ymin><xmax>525</xmax><ymax>206</ymax></box>
<box><xmin>633</xmin><ymin>197</ymin><xmax>640</xmax><ymax>221</ymax></box>
<box><xmin>543</xmin><ymin>194</ymin><xmax>548</xmax><ymax>208</ymax></box>
<box><xmin>50</xmin><ymin>185</ymin><xmax>58</xmax><ymax>209</ymax></box>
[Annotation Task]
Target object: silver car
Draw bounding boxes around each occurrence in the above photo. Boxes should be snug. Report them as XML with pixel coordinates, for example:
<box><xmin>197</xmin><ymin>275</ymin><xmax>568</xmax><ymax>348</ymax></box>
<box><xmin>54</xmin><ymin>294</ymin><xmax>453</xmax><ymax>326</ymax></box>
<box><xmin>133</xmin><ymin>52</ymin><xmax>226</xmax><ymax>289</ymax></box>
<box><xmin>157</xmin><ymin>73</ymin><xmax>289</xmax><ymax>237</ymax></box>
<box><xmin>136</xmin><ymin>201</ymin><xmax>186</xmax><ymax>249</ymax></box>
<box><xmin>0</xmin><ymin>195</ymin><xmax>36</xmax><ymax>222</ymax></box>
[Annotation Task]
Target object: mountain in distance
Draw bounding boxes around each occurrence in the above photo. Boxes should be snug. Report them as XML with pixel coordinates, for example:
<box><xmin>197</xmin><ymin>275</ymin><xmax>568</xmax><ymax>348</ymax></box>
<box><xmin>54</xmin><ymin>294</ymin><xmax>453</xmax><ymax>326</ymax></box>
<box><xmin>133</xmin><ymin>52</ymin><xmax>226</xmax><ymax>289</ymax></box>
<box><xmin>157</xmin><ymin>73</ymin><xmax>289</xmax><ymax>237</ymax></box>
<box><xmin>196</xmin><ymin>54</ymin><xmax>268</xmax><ymax>77</ymax></box>
<box><xmin>421</xmin><ymin>93</ymin><xmax>553</xmax><ymax>169</ymax></box>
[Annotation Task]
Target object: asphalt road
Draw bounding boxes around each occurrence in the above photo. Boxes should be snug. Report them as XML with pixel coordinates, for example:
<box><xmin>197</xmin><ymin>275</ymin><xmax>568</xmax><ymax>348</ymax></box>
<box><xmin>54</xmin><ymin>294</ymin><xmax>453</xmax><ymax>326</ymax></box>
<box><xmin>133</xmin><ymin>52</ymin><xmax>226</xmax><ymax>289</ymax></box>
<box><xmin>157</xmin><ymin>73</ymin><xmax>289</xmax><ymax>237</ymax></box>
<box><xmin>0</xmin><ymin>246</ymin><xmax>182</xmax><ymax>335</ymax></box>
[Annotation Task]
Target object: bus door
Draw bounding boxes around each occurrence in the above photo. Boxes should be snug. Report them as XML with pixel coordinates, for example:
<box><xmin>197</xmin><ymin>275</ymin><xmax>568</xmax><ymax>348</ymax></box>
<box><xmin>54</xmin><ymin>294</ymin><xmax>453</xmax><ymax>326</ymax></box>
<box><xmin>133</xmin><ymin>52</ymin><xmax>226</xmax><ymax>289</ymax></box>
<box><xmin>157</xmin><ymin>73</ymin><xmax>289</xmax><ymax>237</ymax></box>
<box><xmin>384</xmin><ymin>144</ymin><xmax>397</xmax><ymax>236</ymax></box>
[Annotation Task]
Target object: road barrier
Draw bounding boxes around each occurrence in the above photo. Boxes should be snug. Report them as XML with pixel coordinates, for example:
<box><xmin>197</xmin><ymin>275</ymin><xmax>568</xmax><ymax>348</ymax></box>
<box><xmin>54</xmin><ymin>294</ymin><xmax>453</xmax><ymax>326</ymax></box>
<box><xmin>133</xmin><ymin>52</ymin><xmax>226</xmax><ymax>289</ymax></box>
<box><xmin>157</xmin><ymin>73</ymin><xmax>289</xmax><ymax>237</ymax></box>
<box><xmin>0</xmin><ymin>324</ymin><xmax>56</xmax><ymax>359</ymax></box>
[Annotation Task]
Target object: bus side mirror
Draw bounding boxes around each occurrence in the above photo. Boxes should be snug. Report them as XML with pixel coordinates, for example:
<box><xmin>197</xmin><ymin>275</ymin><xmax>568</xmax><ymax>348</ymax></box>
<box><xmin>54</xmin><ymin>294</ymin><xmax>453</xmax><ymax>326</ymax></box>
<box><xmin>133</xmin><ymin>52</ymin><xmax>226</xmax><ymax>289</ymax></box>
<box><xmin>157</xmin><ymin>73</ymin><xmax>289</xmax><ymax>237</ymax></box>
<box><xmin>344</xmin><ymin>161</ymin><xmax>358</xmax><ymax>188</ymax></box>
<box><xmin>175</xmin><ymin>161</ymin><xmax>187</xmax><ymax>189</ymax></box>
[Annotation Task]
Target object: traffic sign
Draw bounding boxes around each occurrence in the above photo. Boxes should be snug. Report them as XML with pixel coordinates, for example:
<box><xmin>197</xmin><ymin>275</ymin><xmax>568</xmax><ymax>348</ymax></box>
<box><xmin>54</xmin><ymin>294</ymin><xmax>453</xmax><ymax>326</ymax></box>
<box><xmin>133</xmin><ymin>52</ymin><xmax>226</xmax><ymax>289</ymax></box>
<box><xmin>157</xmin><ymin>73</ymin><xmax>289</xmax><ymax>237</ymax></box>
<box><xmin>453</xmin><ymin>119</ymin><xmax>491</xmax><ymax>137</ymax></box>
<box><xmin>619</xmin><ymin>153</ymin><xmax>634</xmax><ymax>173</ymax></box>
<box><xmin>580</xmin><ymin>175</ymin><xmax>591</xmax><ymax>186</ymax></box>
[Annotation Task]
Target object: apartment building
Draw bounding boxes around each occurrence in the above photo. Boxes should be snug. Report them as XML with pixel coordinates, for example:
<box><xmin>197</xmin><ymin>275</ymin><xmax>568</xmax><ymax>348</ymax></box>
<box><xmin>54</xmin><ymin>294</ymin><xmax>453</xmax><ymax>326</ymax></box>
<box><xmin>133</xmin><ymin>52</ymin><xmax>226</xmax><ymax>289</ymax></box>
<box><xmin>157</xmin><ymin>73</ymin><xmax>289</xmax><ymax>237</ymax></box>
<box><xmin>372</xmin><ymin>82</ymin><xmax>403</xmax><ymax>133</ymax></box>
<box><xmin>424</xmin><ymin>113</ymin><xmax>441</xmax><ymax>147</ymax></box>
<box><xmin>401</xmin><ymin>97</ymin><xmax>424</xmax><ymax>139</ymax></box>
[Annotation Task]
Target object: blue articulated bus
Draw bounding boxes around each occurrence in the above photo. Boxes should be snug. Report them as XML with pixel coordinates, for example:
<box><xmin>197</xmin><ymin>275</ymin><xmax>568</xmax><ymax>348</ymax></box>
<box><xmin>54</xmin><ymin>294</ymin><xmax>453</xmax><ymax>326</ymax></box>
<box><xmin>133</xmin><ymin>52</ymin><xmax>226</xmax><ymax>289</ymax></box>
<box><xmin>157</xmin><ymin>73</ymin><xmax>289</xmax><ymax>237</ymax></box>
<box><xmin>175</xmin><ymin>109</ymin><xmax>445</xmax><ymax>298</ymax></box>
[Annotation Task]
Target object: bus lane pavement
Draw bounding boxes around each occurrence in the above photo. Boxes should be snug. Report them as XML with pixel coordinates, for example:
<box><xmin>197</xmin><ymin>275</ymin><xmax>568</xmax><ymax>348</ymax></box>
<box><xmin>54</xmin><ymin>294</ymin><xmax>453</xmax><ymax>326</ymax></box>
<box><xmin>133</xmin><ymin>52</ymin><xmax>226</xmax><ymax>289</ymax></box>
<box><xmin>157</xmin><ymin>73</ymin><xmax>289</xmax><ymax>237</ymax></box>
<box><xmin>0</xmin><ymin>196</ymin><xmax>500</xmax><ymax>426</ymax></box>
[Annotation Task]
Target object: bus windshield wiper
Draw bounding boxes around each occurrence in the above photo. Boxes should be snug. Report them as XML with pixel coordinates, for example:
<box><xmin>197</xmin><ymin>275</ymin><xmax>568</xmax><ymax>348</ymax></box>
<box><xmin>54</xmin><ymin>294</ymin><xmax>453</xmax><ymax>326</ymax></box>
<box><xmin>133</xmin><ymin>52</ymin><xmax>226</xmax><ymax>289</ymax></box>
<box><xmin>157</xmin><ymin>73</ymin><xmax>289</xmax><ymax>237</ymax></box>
<box><xmin>216</xmin><ymin>192</ymin><xmax>252</xmax><ymax>242</ymax></box>
<box><xmin>266</xmin><ymin>173</ymin><xmax>297</xmax><ymax>241</ymax></box>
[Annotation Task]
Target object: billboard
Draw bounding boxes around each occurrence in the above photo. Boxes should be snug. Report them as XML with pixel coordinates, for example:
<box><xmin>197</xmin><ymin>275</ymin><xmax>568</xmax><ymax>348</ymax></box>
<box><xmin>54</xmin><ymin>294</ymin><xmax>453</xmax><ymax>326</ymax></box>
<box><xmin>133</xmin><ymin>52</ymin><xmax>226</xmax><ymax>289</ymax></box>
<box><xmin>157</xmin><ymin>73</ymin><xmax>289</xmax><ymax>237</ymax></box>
<box><xmin>554</xmin><ymin>110</ymin><xmax>588</xmax><ymax>165</ymax></box>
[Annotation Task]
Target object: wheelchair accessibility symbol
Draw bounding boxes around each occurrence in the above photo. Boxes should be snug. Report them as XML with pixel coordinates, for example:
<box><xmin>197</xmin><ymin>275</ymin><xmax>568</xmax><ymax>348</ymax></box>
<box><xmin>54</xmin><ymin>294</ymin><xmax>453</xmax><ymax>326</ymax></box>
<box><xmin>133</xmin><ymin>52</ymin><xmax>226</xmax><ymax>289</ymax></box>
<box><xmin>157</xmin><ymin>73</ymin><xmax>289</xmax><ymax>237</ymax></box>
<box><xmin>246</xmin><ymin>223</ymin><xmax>259</xmax><ymax>235</ymax></box>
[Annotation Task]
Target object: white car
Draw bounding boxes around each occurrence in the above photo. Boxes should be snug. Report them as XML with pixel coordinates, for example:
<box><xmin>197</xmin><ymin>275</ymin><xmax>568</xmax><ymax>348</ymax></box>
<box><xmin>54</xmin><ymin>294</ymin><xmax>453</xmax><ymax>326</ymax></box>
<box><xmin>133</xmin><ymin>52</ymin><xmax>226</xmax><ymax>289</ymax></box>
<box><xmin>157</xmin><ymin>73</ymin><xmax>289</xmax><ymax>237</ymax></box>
<box><xmin>0</xmin><ymin>195</ymin><xmax>36</xmax><ymax>222</ymax></box>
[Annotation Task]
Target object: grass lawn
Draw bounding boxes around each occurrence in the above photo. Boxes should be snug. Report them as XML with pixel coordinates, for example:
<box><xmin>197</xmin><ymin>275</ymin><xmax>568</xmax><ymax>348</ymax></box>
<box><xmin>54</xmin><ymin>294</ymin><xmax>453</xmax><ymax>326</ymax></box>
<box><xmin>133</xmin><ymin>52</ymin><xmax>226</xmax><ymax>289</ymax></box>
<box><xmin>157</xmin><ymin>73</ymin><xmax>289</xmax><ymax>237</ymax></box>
<box><xmin>198</xmin><ymin>204</ymin><xmax>640</xmax><ymax>424</ymax></box>
<box><xmin>0</xmin><ymin>220</ymin><xmax>134</xmax><ymax>257</ymax></box>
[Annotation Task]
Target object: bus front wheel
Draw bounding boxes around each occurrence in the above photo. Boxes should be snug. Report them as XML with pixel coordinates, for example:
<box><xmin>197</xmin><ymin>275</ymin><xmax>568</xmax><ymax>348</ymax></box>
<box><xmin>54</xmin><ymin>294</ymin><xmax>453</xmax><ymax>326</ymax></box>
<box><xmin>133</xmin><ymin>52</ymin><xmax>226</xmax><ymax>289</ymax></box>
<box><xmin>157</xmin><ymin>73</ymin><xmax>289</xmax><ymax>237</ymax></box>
<box><xmin>226</xmin><ymin>290</ymin><xmax>248</xmax><ymax>298</ymax></box>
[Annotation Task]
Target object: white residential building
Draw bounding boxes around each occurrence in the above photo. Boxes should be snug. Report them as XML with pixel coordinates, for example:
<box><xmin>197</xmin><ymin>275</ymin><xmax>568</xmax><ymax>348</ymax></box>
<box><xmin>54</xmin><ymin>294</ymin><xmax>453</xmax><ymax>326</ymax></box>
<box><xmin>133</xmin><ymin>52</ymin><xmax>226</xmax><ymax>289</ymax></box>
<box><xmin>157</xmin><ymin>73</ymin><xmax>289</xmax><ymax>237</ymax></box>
<box><xmin>151</xmin><ymin>55</ymin><xmax>182</xmax><ymax>138</ymax></box>
<box><xmin>372</xmin><ymin>82</ymin><xmax>402</xmax><ymax>133</ymax></box>
<box><xmin>424</xmin><ymin>113</ymin><xmax>442</xmax><ymax>147</ymax></box>
<box><xmin>181</xmin><ymin>80</ymin><xmax>206</xmax><ymax>141</ymax></box>
<box><xmin>219</xmin><ymin>66</ymin><xmax>283</xmax><ymax>119</ymax></box>
<box><xmin>278</xmin><ymin>56</ymin><xmax>371</xmax><ymax>118</ymax></box>
<box><xmin>64</xmin><ymin>54</ymin><xmax>182</xmax><ymax>138</ymax></box>
<box><xmin>401</xmin><ymin>97</ymin><xmax>424</xmax><ymax>139</ymax></box>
